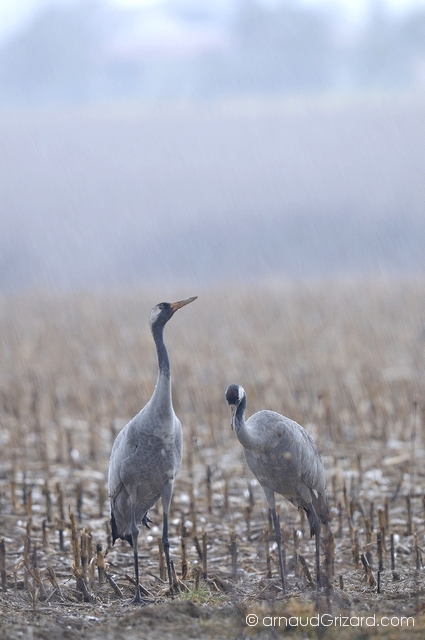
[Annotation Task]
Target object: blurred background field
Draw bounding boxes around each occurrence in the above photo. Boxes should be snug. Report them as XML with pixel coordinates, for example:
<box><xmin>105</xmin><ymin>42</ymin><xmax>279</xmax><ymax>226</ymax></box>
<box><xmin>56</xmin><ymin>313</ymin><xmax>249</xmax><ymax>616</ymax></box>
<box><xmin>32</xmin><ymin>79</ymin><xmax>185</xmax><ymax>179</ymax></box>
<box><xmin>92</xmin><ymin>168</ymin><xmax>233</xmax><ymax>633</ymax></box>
<box><xmin>1</xmin><ymin>92</ymin><xmax>425</xmax><ymax>290</ymax></box>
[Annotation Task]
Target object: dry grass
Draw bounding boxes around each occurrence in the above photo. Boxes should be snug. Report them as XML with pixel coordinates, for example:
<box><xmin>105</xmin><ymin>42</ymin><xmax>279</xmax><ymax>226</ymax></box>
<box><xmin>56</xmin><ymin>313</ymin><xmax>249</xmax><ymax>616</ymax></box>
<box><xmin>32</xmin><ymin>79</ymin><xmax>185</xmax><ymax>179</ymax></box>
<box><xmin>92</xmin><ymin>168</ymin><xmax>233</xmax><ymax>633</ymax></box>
<box><xmin>0</xmin><ymin>278</ymin><xmax>425</xmax><ymax>638</ymax></box>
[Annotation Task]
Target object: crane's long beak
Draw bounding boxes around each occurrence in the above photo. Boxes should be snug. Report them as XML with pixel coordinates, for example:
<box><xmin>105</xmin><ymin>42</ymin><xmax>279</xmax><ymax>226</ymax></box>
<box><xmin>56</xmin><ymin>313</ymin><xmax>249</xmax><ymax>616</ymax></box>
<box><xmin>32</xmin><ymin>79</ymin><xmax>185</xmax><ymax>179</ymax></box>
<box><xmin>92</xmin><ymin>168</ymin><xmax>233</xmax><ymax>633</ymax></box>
<box><xmin>170</xmin><ymin>296</ymin><xmax>197</xmax><ymax>311</ymax></box>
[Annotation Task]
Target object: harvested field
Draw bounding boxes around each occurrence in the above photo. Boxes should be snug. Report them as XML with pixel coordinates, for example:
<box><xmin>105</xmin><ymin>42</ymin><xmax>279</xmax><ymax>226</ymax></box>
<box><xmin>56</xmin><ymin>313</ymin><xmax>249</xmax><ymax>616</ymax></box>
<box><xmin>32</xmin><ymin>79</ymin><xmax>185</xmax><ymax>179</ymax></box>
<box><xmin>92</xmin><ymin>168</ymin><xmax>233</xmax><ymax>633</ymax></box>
<box><xmin>0</xmin><ymin>279</ymin><xmax>425</xmax><ymax>638</ymax></box>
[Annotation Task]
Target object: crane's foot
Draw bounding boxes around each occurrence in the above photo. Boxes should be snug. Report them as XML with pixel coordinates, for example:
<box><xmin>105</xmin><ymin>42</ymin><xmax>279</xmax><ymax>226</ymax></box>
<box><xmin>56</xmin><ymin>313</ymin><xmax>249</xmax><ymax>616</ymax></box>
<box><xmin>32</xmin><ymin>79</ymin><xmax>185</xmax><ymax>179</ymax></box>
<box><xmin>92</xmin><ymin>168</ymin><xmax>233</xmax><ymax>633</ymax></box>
<box><xmin>130</xmin><ymin>586</ymin><xmax>148</xmax><ymax>605</ymax></box>
<box><xmin>130</xmin><ymin>595</ymin><xmax>148</xmax><ymax>605</ymax></box>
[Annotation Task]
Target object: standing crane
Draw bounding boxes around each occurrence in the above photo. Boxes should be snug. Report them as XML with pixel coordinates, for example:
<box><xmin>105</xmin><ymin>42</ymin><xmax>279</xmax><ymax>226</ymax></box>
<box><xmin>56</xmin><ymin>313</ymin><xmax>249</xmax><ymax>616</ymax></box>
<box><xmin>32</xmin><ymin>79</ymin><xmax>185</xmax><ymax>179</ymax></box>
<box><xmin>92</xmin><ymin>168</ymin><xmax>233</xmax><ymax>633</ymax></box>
<box><xmin>108</xmin><ymin>297</ymin><xmax>197</xmax><ymax>603</ymax></box>
<box><xmin>225</xmin><ymin>384</ymin><xmax>329</xmax><ymax>592</ymax></box>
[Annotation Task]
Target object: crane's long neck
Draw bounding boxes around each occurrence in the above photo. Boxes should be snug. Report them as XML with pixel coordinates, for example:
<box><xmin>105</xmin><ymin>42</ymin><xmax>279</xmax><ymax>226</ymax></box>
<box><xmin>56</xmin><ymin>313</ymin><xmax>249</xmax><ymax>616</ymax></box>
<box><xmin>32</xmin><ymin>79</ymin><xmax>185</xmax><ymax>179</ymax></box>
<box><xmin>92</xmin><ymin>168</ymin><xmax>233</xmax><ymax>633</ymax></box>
<box><xmin>232</xmin><ymin>396</ymin><xmax>262</xmax><ymax>452</ymax></box>
<box><xmin>150</xmin><ymin>323</ymin><xmax>173</xmax><ymax>416</ymax></box>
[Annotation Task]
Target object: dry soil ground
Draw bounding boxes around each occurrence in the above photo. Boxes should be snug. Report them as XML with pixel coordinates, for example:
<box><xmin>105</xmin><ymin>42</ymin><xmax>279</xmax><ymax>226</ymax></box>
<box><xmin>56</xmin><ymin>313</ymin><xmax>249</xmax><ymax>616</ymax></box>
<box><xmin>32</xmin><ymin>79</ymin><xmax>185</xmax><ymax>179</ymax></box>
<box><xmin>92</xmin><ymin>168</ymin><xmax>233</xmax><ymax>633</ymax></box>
<box><xmin>1</xmin><ymin>280</ymin><xmax>425</xmax><ymax>638</ymax></box>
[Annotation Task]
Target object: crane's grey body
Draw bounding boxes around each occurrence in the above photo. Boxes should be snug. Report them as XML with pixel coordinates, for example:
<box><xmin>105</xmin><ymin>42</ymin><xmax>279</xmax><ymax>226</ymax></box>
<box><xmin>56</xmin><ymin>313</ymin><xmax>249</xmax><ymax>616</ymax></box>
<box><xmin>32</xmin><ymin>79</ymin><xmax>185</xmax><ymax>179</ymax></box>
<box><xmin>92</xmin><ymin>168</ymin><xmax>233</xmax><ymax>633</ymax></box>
<box><xmin>242</xmin><ymin>410</ymin><xmax>327</xmax><ymax>532</ymax></box>
<box><xmin>109</xmin><ymin>411</ymin><xmax>182</xmax><ymax>541</ymax></box>
<box><xmin>225</xmin><ymin>384</ymin><xmax>329</xmax><ymax>591</ymax></box>
<box><xmin>108</xmin><ymin>297</ymin><xmax>196</xmax><ymax>603</ymax></box>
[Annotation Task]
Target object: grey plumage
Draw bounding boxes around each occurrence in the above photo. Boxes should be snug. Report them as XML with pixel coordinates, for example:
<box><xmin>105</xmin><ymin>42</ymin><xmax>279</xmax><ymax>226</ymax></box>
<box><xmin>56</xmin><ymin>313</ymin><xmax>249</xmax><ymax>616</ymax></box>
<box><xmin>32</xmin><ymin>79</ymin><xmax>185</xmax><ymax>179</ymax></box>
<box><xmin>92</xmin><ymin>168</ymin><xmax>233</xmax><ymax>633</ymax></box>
<box><xmin>108</xmin><ymin>296</ymin><xmax>196</xmax><ymax>603</ymax></box>
<box><xmin>225</xmin><ymin>383</ymin><xmax>329</xmax><ymax>591</ymax></box>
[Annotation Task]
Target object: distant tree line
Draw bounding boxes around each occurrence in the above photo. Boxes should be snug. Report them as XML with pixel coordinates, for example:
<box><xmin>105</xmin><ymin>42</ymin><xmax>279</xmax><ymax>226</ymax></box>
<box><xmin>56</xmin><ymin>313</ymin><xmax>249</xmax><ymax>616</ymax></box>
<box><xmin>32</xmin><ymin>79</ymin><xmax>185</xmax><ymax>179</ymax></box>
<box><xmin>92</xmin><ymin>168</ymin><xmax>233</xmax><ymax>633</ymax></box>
<box><xmin>0</xmin><ymin>0</ymin><xmax>424</xmax><ymax>105</ymax></box>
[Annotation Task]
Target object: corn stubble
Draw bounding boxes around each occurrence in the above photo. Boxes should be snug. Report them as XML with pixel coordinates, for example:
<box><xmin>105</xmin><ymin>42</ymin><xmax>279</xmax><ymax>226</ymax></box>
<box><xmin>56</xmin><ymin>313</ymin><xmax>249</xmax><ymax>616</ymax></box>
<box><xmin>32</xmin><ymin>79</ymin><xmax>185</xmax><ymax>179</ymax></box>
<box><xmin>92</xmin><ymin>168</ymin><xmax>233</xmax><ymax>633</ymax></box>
<box><xmin>0</xmin><ymin>281</ymin><xmax>424</xmax><ymax>627</ymax></box>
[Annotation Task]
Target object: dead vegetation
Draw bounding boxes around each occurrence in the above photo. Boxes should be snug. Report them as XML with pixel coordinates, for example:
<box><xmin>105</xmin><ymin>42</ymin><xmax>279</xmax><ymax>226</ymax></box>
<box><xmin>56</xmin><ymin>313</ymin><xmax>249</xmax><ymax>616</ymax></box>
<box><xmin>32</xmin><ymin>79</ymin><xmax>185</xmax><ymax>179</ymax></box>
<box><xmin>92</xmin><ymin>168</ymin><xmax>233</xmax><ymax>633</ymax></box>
<box><xmin>0</xmin><ymin>279</ymin><xmax>425</xmax><ymax>639</ymax></box>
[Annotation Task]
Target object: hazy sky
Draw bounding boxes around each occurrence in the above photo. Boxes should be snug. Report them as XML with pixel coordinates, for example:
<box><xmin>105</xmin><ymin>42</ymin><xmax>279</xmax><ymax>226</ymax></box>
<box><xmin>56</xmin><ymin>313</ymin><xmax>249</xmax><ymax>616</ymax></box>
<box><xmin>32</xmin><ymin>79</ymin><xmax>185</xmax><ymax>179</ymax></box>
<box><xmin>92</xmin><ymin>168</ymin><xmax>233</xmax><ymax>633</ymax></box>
<box><xmin>1</xmin><ymin>0</ymin><xmax>425</xmax><ymax>44</ymax></box>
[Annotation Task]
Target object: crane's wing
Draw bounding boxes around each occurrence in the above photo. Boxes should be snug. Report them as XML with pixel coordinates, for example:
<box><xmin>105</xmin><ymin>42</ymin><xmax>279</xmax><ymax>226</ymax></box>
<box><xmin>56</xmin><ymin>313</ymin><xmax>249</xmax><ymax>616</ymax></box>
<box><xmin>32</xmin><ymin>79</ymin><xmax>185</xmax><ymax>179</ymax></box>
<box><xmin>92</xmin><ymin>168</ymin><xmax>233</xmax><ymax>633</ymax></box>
<box><xmin>108</xmin><ymin>404</ymin><xmax>156</xmax><ymax>500</ymax></box>
<box><xmin>245</xmin><ymin>411</ymin><xmax>329</xmax><ymax>528</ymax></box>
<box><xmin>108</xmin><ymin>418</ymin><xmax>140</xmax><ymax>545</ymax></box>
<box><xmin>108</xmin><ymin>417</ymin><xmax>139</xmax><ymax>502</ymax></box>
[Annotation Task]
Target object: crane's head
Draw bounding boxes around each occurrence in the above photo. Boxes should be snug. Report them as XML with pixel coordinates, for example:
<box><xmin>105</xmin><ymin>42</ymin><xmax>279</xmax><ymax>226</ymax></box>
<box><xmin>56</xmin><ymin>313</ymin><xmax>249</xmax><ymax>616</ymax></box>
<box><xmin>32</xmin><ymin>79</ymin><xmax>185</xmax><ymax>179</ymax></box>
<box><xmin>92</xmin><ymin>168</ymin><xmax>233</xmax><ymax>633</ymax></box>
<box><xmin>149</xmin><ymin>296</ymin><xmax>197</xmax><ymax>329</ymax></box>
<box><xmin>225</xmin><ymin>384</ymin><xmax>246</xmax><ymax>429</ymax></box>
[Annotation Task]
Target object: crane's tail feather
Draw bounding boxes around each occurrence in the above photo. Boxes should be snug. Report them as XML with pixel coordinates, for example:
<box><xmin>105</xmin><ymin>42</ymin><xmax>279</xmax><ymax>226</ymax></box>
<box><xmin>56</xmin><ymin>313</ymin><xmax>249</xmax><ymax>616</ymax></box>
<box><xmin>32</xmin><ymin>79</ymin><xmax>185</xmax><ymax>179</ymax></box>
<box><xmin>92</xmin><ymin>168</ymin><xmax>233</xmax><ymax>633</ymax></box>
<box><xmin>110</xmin><ymin>510</ymin><xmax>152</xmax><ymax>545</ymax></box>
<box><xmin>305</xmin><ymin>497</ymin><xmax>331</xmax><ymax>537</ymax></box>
<box><xmin>305</xmin><ymin>508</ymin><xmax>317</xmax><ymax>537</ymax></box>
<box><xmin>110</xmin><ymin>511</ymin><xmax>133</xmax><ymax>547</ymax></box>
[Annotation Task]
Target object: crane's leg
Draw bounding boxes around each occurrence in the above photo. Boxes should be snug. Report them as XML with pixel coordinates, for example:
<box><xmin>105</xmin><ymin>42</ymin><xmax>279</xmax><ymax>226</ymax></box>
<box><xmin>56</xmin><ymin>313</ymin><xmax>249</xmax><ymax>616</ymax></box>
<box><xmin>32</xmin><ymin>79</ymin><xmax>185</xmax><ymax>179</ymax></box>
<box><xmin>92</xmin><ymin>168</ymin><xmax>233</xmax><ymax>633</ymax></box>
<box><xmin>262</xmin><ymin>487</ymin><xmax>286</xmax><ymax>593</ymax></box>
<box><xmin>129</xmin><ymin>502</ymin><xmax>145</xmax><ymax>604</ymax></box>
<box><xmin>311</xmin><ymin>505</ymin><xmax>321</xmax><ymax>591</ymax></box>
<box><xmin>161</xmin><ymin>482</ymin><xmax>176</xmax><ymax>594</ymax></box>
<box><xmin>271</xmin><ymin>508</ymin><xmax>286</xmax><ymax>594</ymax></box>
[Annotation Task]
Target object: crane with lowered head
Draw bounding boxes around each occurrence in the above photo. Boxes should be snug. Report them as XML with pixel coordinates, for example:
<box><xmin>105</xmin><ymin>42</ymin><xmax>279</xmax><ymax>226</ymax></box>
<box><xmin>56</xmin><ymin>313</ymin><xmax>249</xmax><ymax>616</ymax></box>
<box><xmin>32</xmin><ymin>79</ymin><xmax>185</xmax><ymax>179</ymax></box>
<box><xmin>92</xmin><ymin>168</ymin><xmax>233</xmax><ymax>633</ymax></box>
<box><xmin>225</xmin><ymin>383</ymin><xmax>329</xmax><ymax>592</ymax></box>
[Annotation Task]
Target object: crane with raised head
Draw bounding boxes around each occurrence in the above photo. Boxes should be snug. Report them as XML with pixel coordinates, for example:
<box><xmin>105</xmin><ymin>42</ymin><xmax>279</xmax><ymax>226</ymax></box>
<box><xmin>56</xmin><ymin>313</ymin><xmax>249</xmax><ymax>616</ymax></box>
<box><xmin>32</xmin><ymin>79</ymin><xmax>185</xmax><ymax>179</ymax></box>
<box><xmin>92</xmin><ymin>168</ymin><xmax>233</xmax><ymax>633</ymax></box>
<box><xmin>108</xmin><ymin>296</ymin><xmax>197</xmax><ymax>603</ymax></box>
<box><xmin>225</xmin><ymin>383</ymin><xmax>329</xmax><ymax>592</ymax></box>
